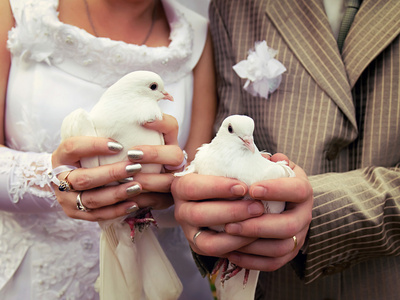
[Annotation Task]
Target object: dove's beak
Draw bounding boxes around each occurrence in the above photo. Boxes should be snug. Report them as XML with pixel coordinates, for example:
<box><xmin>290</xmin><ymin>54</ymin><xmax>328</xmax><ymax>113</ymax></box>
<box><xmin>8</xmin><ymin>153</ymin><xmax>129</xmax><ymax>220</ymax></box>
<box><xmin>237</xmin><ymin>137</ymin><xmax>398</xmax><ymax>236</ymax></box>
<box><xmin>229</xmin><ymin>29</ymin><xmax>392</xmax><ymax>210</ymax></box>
<box><xmin>162</xmin><ymin>91</ymin><xmax>174</xmax><ymax>102</ymax></box>
<box><xmin>242</xmin><ymin>136</ymin><xmax>255</xmax><ymax>153</ymax></box>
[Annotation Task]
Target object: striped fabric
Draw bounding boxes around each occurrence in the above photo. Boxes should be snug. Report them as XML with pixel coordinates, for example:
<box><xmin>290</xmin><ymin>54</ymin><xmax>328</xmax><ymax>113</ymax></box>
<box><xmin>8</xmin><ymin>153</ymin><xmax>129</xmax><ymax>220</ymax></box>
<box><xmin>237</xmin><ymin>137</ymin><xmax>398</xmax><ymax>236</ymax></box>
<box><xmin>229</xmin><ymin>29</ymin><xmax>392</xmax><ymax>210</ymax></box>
<box><xmin>209</xmin><ymin>0</ymin><xmax>400</xmax><ymax>299</ymax></box>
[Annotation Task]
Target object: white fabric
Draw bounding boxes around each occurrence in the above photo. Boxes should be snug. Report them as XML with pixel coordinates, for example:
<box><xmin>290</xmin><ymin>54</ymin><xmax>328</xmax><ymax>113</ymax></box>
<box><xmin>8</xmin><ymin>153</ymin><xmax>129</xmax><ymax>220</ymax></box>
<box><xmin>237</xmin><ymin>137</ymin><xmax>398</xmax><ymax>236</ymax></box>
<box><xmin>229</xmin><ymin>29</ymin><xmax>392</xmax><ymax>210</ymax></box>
<box><xmin>1</xmin><ymin>0</ymin><xmax>212</xmax><ymax>299</ymax></box>
<box><xmin>323</xmin><ymin>0</ymin><xmax>346</xmax><ymax>40</ymax></box>
<box><xmin>0</xmin><ymin>147</ymin><xmax>58</xmax><ymax>212</ymax></box>
<box><xmin>232</xmin><ymin>41</ymin><xmax>286</xmax><ymax>99</ymax></box>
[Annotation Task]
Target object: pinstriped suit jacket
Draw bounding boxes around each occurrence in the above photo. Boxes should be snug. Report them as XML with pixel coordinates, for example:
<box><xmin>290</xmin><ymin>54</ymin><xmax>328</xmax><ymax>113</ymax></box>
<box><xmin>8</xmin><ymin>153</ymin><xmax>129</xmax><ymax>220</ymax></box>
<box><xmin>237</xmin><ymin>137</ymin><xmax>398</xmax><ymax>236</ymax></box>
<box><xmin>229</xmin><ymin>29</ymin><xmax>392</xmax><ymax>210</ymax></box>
<box><xmin>209</xmin><ymin>0</ymin><xmax>400</xmax><ymax>299</ymax></box>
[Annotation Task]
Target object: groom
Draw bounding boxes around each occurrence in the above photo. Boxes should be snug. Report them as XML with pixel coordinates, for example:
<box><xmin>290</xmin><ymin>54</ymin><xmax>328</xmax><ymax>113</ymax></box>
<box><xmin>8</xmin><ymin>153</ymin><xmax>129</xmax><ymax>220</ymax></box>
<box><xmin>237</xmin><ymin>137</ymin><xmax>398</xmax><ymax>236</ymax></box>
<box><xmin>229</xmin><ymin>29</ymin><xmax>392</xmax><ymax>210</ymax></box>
<box><xmin>173</xmin><ymin>0</ymin><xmax>400</xmax><ymax>299</ymax></box>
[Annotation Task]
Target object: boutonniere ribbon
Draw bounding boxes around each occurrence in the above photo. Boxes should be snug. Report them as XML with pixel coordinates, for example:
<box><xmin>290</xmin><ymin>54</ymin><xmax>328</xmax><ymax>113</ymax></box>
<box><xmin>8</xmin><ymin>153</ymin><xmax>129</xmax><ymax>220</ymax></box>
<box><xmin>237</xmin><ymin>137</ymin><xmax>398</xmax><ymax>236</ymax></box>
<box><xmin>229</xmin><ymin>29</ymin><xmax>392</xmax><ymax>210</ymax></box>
<box><xmin>233</xmin><ymin>41</ymin><xmax>286</xmax><ymax>99</ymax></box>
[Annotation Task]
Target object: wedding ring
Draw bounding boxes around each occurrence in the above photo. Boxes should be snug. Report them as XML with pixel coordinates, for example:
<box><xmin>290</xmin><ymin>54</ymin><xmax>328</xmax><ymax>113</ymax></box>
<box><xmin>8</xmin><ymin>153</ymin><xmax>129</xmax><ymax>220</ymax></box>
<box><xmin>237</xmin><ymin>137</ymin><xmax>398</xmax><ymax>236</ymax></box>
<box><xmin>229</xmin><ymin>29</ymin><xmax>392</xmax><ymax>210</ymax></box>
<box><xmin>76</xmin><ymin>192</ymin><xmax>91</xmax><ymax>212</ymax></box>
<box><xmin>164</xmin><ymin>150</ymin><xmax>188</xmax><ymax>171</ymax></box>
<box><xmin>292</xmin><ymin>235</ymin><xmax>298</xmax><ymax>252</ymax></box>
<box><xmin>57</xmin><ymin>170</ymin><xmax>76</xmax><ymax>192</ymax></box>
<box><xmin>192</xmin><ymin>230</ymin><xmax>203</xmax><ymax>248</ymax></box>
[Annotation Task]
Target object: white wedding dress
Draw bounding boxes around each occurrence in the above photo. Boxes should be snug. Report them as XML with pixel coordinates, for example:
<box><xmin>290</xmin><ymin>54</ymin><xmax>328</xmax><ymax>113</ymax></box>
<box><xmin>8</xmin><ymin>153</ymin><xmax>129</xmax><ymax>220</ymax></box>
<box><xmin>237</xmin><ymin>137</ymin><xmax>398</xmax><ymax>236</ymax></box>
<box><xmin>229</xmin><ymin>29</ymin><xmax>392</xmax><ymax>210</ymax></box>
<box><xmin>0</xmin><ymin>0</ymin><xmax>212</xmax><ymax>299</ymax></box>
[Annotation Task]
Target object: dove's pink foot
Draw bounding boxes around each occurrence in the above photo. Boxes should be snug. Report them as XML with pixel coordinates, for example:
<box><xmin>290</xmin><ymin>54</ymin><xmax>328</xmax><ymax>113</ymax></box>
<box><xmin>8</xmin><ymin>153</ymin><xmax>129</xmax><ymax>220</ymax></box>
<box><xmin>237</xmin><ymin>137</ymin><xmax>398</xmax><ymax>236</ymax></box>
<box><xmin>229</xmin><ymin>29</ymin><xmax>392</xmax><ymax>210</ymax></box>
<box><xmin>212</xmin><ymin>258</ymin><xmax>250</xmax><ymax>287</ymax></box>
<box><xmin>125</xmin><ymin>208</ymin><xmax>157</xmax><ymax>241</ymax></box>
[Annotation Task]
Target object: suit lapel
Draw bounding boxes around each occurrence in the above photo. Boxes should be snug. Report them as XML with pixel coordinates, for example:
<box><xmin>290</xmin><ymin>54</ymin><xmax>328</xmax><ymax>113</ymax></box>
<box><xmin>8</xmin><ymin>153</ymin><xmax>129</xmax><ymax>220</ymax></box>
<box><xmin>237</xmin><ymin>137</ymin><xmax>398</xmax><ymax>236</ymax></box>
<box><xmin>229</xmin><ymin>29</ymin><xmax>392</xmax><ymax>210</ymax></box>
<box><xmin>266</xmin><ymin>0</ymin><xmax>357</xmax><ymax>129</ymax></box>
<box><xmin>342</xmin><ymin>0</ymin><xmax>400</xmax><ymax>87</ymax></box>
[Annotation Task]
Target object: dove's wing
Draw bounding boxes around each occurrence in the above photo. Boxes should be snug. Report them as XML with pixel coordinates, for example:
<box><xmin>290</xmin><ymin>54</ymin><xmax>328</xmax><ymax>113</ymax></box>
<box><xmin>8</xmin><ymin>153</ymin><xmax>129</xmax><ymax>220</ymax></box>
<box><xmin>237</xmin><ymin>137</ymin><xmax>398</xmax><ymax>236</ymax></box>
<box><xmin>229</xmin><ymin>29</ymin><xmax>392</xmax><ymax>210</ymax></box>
<box><xmin>60</xmin><ymin>108</ymin><xmax>99</xmax><ymax>168</ymax></box>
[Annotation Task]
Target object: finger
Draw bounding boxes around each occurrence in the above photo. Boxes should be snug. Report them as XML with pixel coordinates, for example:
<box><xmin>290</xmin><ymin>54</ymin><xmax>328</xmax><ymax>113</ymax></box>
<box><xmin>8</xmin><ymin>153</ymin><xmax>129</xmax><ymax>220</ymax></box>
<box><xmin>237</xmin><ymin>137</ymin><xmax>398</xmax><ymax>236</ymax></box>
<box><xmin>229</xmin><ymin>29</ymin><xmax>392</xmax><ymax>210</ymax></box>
<box><xmin>142</xmin><ymin>114</ymin><xmax>179</xmax><ymax>146</ymax></box>
<box><xmin>175</xmin><ymin>199</ymin><xmax>265</xmax><ymax>228</ymax></box>
<box><xmin>249</xmin><ymin>175</ymin><xmax>312</xmax><ymax>203</ymax></box>
<box><xmin>79</xmin><ymin>182</ymin><xmax>142</xmax><ymax>209</ymax></box>
<box><xmin>226</xmin><ymin>248</ymin><xmax>299</xmax><ymax>272</ymax></box>
<box><xmin>227</xmin><ymin>226</ymin><xmax>309</xmax><ymax>272</ymax></box>
<box><xmin>56</xmin><ymin>161</ymin><xmax>142</xmax><ymax>191</ymax></box>
<box><xmin>128</xmin><ymin>144</ymin><xmax>184</xmax><ymax>166</ymax></box>
<box><xmin>188</xmin><ymin>229</ymin><xmax>256</xmax><ymax>257</ymax></box>
<box><xmin>234</xmin><ymin>226</ymin><xmax>308</xmax><ymax>258</ymax></box>
<box><xmin>270</xmin><ymin>153</ymin><xmax>290</xmax><ymax>164</ymax></box>
<box><xmin>172</xmin><ymin>173</ymin><xmax>248</xmax><ymax>201</ymax></box>
<box><xmin>73</xmin><ymin>199</ymin><xmax>140</xmax><ymax>222</ymax></box>
<box><xmin>53</xmin><ymin>136</ymin><xmax>122</xmax><ymax>166</ymax></box>
<box><xmin>58</xmin><ymin>183</ymin><xmax>142</xmax><ymax>221</ymax></box>
<box><xmin>225</xmin><ymin>196</ymin><xmax>312</xmax><ymax>239</ymax></box>
<box><xmin>132</xmin><ymin>192</ymin><xmax>174</xmax><ymax>210</ymax></box>
<box><xmin>132</xmin><ymin>172</ymin><xmax>175</xmax><ymax>193</ymax></box>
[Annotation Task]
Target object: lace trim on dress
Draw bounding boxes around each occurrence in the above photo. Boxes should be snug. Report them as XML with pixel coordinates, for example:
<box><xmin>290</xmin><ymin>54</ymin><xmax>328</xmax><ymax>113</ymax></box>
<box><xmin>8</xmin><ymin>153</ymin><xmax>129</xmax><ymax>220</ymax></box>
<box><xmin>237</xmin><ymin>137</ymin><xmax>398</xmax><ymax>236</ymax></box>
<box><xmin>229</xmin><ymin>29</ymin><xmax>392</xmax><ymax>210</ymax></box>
<box><xmin>0</xmin><ymin>149</ymin><xmax>56</xmax><ymax>204</ymax></box>
<box><xmin>7</xmin><ymin>0</ymin><xmax>194</xmax><ymax>87</ymax></box>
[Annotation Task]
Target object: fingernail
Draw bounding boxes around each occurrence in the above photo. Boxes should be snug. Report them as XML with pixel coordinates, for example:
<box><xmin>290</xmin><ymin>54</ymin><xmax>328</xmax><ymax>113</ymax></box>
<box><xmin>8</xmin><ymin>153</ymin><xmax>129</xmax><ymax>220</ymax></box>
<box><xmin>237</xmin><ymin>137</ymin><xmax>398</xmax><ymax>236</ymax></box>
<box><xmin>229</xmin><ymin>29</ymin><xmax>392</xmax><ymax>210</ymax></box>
<box><xmin>252</xmin><ymin>186</ymin><xmax>266</xmax><ymax>198</ymax></box>
<box><xmin>128</xmin><ymin>150</ymin><xmax>144</xmax><ymax>160</ymax></box>
<box><xmin>126</xmin><ymin>204</ymin><xmax>139</xmax><ymax>214</ymax></box>
<box><xmin>126</xmin><ymin>184</ymin><xmax>141</xmax><ymax>196</ymax></box>
<box><xmin>126</xmin><ymin>164</ymin><xmax>141</xmax><ymax>175</ymax></box>
<box><xmin>108</xmin><ymin>141</ymin><xmax>123</xmax><ymax>152</ymax></box>
<box><xmin>231</xmin><ymin>184</ymin><xmax>246</xmax><ymax>196</ymax></box>
<box><xmin>225</xmin><ymin>223</ymin><xmax>241</xmax><ymax>234</ymax></box>
<box><xmin>248</xmin><ymin>202</ymin><xmax>264</xmax><ymax>216</ymax></box>
<box><xmin>119</xmin><ymin>177</ymin><xmax>134</xmax><ymax>183</ymax></box>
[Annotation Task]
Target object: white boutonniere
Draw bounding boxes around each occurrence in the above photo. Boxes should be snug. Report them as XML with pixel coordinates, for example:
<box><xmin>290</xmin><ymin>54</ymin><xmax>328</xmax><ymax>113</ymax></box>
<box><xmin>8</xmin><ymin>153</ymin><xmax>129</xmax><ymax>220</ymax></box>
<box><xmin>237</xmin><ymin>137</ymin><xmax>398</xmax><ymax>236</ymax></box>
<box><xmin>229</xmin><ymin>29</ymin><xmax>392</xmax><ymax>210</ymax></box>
<box><xmin>233</xmin><ymin>41</ymin><xmax>286</xmax><ymax>99</ymax></box>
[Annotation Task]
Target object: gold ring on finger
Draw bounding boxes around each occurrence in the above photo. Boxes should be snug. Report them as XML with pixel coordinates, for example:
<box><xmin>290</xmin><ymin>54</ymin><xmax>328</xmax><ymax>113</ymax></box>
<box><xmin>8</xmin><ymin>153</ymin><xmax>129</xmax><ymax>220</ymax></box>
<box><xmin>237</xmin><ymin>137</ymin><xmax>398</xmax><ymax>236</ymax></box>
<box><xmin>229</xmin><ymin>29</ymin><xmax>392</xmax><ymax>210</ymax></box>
<box><xmin>291</xmin><ymin>235</ymin><xmax>298</xmax><ymax>252</ymax></box>
<box><xmin>58</xmin><ymin>170</ymin><xmax>75</xmax><ymax>192</ymax></box>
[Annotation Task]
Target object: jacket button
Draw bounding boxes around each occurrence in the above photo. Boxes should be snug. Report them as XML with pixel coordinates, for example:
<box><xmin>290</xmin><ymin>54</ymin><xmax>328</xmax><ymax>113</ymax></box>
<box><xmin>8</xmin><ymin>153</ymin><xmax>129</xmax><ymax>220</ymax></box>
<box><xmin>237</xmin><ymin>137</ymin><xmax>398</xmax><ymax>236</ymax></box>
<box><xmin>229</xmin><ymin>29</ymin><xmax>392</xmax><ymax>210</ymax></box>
<box><xmin>326</xmin><ymin>147</ymin><xmax>339</xmax><ymax>161</ymax></box>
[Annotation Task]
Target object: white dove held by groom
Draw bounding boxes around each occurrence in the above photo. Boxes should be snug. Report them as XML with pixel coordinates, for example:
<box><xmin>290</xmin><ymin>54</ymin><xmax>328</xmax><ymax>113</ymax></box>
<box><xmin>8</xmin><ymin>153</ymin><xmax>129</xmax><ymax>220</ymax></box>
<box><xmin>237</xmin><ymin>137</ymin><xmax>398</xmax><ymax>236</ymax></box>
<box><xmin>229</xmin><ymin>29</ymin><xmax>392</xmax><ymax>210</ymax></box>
<box><xmin>176</xmin><ymin>114</ymin><xmax>295</xmax><ymax>300</ymax></box>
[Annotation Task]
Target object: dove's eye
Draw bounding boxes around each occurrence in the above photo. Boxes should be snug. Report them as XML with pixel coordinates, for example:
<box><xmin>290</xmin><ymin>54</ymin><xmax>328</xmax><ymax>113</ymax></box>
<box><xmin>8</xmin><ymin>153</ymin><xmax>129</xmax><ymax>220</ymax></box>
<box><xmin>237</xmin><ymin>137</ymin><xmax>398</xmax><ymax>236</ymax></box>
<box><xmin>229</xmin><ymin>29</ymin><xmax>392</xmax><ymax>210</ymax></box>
<box><xmin>150</xmin><ymin>83</ymin><xmax>158</xmax><ymax>90</ymax></box>
<box><xmin>228</xmin><ymin>124</ymin><xmax>233</xmax><ymax>133</ymax></box>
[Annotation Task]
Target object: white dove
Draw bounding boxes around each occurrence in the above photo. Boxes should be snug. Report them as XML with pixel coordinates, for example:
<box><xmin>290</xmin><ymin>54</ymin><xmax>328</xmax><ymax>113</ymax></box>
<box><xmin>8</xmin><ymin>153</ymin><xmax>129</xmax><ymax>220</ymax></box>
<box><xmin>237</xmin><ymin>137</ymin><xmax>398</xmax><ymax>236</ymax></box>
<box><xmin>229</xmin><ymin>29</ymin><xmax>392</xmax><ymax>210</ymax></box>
<box><xmin>61</xmin><ymin>70</ymin><xmax>182</xmax><ymax>300</ymax></box>
<box><xmin>176</xmin><ymin>114</ymin><xmax>295</xmax><ymax>300</ymax></box>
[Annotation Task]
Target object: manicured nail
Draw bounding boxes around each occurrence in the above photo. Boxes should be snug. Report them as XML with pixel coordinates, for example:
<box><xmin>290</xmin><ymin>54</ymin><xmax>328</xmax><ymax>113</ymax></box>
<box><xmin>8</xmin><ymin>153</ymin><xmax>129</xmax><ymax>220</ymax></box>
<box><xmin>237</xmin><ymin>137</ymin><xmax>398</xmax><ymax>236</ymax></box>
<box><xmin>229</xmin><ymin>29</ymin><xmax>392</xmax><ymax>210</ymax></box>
<box><xmin>126</xmin><ymin>184</ymin><xmax>141</xmax><ymax>196</ymax></box>
<box><xmin>126</xmin><ymin>164</ymin><xmax>141</xmax><ymax>175</ymax></box>
<box><xmin>252</xmin><ymin>186</ymin><xmax>266</xmax><ymax>198</ymax></box>
<box><xmin>119</xmin><ymin>177</ymin><xmax>134</xmax><ymax>183</ymax></box>
<box><xmin>108</xmin><ymin>141</ymin><xmax>123</xmax><ymax>152</ymax></box>
<box><xmin>126</xmin><ymin>204</ymin><xmax>139</xmax><ymax>214</ymax></box>
<box><xmin>231</xmin><ymin>184</ymin><xmax>246</xmax><ymax>196</ymax></box>
<box><xmin>248</xmin><ymin>202</ymin><xmax>264</xmax><ymax>216</ymax></box>
<box><xmin>128</xmin><ymin>150</ymin><xmax>144</xmax><ymax>160</ymax></box>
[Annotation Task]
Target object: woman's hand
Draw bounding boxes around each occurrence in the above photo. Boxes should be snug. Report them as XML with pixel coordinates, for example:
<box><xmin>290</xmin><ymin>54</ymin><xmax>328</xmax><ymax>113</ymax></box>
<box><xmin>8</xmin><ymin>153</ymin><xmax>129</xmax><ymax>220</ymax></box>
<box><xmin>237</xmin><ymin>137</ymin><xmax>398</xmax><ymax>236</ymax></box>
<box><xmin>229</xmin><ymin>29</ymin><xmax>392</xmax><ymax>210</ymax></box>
<box><xmin>172</xmin><ymin>154</ymin><xmax>313</xmax><ymax>271</ymax></box>
<box><xmin>52</xmin><ymin>114</ymin><xmax>185</xmax><ymax>221</ymax></box>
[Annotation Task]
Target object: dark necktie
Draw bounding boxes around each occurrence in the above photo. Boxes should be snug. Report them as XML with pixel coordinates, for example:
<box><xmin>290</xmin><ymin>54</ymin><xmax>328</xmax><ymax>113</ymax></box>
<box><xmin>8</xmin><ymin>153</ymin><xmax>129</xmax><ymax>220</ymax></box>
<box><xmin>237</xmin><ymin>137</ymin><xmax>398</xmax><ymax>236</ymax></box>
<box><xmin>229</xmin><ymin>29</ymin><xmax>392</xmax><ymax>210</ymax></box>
<box><xmin>337</xmin><ymin>0</ymin><xmax>361</xmax><ymax>53</ymax></box>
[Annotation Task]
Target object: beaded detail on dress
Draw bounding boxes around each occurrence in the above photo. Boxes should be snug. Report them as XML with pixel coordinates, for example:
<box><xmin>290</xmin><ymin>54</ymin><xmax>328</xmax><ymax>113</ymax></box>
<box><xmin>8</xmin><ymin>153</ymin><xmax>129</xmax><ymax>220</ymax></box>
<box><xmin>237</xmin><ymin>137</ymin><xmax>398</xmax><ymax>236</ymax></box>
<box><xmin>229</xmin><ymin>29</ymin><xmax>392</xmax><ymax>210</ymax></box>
<box><xmin>7</xmin><ymin>0</ymin><xmax>194</xmax><ymax>87</ymax></box>
<box><xmin>0</xmin><ymin>150</ymin><xmax>55</xmax><ymax>204</ymax></box>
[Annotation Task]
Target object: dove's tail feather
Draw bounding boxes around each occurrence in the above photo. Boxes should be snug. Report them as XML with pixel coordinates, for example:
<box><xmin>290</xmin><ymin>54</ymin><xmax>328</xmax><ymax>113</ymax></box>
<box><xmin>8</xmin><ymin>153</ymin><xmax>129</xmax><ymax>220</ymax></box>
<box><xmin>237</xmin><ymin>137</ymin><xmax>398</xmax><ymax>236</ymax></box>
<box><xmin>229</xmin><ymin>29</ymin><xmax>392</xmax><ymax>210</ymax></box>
<box><xmin>102</xmin><ymin>223</ymin><xmax>119</xmax><ymax>249</ymax></box>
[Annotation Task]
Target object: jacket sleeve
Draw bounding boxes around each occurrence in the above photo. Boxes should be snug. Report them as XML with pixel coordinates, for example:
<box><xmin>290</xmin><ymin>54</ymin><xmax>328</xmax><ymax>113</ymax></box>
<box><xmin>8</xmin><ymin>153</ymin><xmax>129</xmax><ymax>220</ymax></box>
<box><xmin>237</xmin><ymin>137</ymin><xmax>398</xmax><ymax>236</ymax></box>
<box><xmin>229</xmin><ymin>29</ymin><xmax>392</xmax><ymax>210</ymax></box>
<box><xmin>296</xmin><ymin>164</ymin><xmax>400</xmax><ymax>284</ymax></box>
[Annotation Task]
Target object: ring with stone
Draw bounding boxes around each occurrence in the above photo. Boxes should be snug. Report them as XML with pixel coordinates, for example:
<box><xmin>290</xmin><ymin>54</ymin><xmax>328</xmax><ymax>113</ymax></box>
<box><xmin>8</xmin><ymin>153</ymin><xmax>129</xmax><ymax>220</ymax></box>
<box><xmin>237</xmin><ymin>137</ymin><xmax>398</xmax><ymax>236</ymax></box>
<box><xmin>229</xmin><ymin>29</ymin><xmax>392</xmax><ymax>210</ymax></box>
<box><xmin>48</xmin><ymin>165</ymin><xmax>77</xmax><ymax>190</ymax></box>
<box><xmin>58</xmin><ymin>170</ymin><xmax>76</xmax><ymax>192</ymax></box>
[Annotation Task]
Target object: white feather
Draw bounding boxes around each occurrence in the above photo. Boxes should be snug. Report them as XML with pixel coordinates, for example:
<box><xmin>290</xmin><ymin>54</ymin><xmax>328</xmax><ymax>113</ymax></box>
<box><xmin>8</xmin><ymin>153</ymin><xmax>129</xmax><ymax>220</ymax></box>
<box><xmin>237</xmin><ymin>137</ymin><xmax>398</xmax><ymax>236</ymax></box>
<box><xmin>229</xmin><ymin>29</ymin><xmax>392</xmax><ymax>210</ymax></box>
<box><xmin>175</xmin><ymin>115</ymin><xmax>295</xmax><ymax>300</ymax></box>
<box><xmin>60</xmin><ymin>70</ymin><xmax>182</xmax><ymax>300</ymax></box>
<box><xmin>177</xmin><ymin>114</ymin><xmax>295</xmax><ymax>215</ymax></box>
